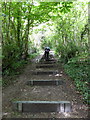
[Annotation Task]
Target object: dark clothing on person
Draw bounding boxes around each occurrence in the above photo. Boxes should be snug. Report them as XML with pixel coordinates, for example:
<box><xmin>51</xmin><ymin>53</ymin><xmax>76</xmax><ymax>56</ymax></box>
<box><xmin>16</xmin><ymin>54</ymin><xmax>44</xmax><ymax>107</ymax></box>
<box><xmin>44</xmin><ymin>47</ymin><xmax>50</xmax><ymax>61</ymax></box>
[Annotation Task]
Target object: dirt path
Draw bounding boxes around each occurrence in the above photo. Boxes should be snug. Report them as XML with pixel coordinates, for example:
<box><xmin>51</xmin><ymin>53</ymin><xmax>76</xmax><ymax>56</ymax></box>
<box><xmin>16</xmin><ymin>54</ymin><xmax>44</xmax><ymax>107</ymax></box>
<box><xmin>2</xmin><ymin>52</ymin><xmax>88</xmax><ymax>118</ymax></box>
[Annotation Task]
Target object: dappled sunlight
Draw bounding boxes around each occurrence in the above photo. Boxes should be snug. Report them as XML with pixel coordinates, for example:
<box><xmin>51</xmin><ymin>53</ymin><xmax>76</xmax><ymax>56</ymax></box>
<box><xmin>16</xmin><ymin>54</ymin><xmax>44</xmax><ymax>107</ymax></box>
<box><xmin>57</xmin><ymin>112</ymin><xmax>71</xmax><ymax>118</ymax></box>
<box><xmin>49</xmin><ymin>73</ymin><xmax>63</xmax><ymax>77</ymax></box>
<box><xmin>55</xmin><ymin>74</ymin><xmax>63</xmax><ymax>77</ymax></box>
<box><xmin>62</xmin><ymin>112</ymin><xmax>71</xmax><ymax>117</ymax></box>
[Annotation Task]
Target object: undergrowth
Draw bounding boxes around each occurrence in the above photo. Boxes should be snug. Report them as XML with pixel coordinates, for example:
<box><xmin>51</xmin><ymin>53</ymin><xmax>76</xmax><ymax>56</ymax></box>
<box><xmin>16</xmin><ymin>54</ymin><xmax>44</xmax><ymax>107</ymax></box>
<box><xmin>2</xmin><ymin>53</ymin><xmax>39</xmax><ymax>87</ymax></box>
<box><xmin>64</xmin><ymin>54</ymin><xmax>89</xmax><ymax>104</ymax></box>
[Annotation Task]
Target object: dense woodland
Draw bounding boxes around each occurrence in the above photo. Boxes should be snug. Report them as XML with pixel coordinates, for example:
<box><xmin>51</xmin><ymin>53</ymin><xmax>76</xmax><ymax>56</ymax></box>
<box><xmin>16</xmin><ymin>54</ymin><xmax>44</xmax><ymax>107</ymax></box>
<box><xmin>2</xmin><ymin>1</ymin><xmax>89</xmax><ymax>104</ymax></box>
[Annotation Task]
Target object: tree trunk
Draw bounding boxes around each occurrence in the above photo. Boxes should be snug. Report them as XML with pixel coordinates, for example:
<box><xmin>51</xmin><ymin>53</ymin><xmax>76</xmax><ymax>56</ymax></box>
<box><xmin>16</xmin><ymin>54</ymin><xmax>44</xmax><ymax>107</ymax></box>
<box><xmin>24</xmin><ymin>3</ymin><xmax>33</xmax><ymax>59</ymax></box>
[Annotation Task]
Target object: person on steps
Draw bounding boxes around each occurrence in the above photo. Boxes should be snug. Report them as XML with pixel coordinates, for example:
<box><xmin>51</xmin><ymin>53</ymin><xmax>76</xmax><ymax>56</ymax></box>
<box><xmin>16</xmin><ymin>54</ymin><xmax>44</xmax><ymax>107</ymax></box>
<box><xmin>44</xmin><ymin>47</ymin><xmax>50</xmax><ymax>61</ymax></box>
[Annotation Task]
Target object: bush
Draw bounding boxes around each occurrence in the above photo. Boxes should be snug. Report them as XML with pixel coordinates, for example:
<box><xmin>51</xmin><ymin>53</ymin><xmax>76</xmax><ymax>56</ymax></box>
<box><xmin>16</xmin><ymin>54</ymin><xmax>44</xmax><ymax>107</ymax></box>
<box><xmin>64</xmin><ymin>55</ymin><xmax>89</xmax><ymax>104</ymax></box>
<box><xmin>55</xmin><ymin>41</ymin><xmax>79</xmax><ymax>63</ymax></box>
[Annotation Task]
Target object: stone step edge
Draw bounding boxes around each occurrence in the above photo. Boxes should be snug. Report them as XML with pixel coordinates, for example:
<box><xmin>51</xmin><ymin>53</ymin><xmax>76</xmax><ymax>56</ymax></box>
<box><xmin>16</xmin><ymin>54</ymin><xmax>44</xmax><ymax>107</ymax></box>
<box><xmin>26</xmin><ymin>80</ymin><xmax>64</xmax><ymax>86</ymax></box>
<box><xmin>32</xmin><ymin>70</ymin><xmax>58</xmax><ymax>75</ymax></box>
<box><xmin>13</xmin><ymin>101</ymin><xmax>72</xmax><ymax>113</ymax></box>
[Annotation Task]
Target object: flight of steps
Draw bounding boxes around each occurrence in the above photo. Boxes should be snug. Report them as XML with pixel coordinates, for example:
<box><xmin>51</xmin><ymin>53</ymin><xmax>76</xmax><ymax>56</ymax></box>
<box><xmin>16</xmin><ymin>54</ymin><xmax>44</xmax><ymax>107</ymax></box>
<box><xmin>13</xmin><ymin>53</ymin><xmax>72</xmax><ymax>113</ymax></box>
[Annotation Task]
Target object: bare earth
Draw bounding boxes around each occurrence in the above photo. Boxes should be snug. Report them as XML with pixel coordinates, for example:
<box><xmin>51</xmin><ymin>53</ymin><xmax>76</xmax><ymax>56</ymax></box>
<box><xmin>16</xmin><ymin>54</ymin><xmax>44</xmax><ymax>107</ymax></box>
<box><xmin>2</xmin><ymin>52</ymin><xmax>88</xmax><ymax>118</ymax></box>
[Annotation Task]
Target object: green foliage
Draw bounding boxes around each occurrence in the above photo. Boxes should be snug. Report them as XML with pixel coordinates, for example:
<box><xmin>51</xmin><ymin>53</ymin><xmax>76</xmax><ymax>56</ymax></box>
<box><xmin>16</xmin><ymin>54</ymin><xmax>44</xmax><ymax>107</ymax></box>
<box><xmin>55</xmin><ymin>41</ymin><xmax>79</xmax><ymax>63</ymax></box>
<box><xmin>2</xmin><ymin>43</ymin><xmax>21</xmax><ymax>71</ymax></box>
<box><xmin>29</xmin><ymin>52</ymin><xmax>39</xmax><ymax>59</ymax></box>
<box><xmin>2</xmin><ymin>1</ymin><xmax>39</xmax><ymax>78</ymax></box>
<box><xmin>53</xmin><ymin>1</ymin><xmax>88</xmax><ymax>63</ymax></box>
<box><xmin>2</xmin><ymin>60</ymin><xmax>27</xmax><ymax>87</ymax></box>
<box><xmin>2</xmin><ymin>1</ymin><xmax>73</xmax><ymax>70</ymax></box>
<box><xmin>64</xmin><ymin>55</ymin><xmax>89</xmax><ymax>104</ymax></box>
<box><xmin>3</xmin><ymin>60</ymin><xmax>27</xmax><ymax>76</ymax></box>
<box><xmin>41</xmin><ymin>38</ymin><xmax>53</xmax><ymax>49</ymax></box>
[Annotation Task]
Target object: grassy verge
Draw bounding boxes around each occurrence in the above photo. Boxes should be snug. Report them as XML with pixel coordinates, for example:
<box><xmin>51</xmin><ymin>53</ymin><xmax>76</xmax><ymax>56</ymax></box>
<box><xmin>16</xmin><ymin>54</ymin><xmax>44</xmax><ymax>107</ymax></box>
<box><xmin>64</xmin><ymin>56</ymin><xmax>89</xmax><ymax>104</ymax></box>
<box><xmin>2</xmin><ymin>52</ymin><xmax>39</xmax><ymax>87</ymax></box>
<box><xmin>2</xmin><ymin>60</ymin><xmax>27</xmax><ymax>87</ymax></box>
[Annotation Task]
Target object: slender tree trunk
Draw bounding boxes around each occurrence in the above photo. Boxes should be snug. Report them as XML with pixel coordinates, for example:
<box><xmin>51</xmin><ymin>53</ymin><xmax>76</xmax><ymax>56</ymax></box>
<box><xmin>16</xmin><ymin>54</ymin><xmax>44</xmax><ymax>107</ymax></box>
<box><xmin>88</xmin><ymin>2</ymin><xmax>90</xmax><ymax>59</ymax></box>
<box><xmin>4</xmin><ymin>2</ymin><xmax>9</xmax><ymax>45</ymax></box>
<box><xmin>24</xmin><ymin>3</ymin><xmax>33</xmax><ymax>59</ymax></box>
<box><xmin>17</xmin><ymin>11</ymin><xmax>21</xmax><ymax>48</ymax></box>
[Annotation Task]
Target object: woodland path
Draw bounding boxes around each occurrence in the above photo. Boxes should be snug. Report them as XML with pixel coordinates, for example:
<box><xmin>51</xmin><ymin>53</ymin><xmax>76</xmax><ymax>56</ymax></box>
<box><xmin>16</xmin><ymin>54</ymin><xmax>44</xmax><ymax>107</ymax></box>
<box><xmin>2</xmin><ymin>51</ymin><xmax>88</xmax><ymax>118</ymax></box>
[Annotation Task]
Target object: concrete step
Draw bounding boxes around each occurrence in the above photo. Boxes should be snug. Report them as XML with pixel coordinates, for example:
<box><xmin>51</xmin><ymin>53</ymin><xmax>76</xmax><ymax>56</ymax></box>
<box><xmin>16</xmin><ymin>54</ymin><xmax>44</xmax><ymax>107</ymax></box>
<box><xmin>40</xmin><ymin>58</ymin><xmax>56</xmax><ymax>62</ymax></box>
<box><xmin>40</xmin><ymin>57</ymin><xmax>55</xmax><ymax>61</ymax></box>
<box><xmin>36</xmin><ymin>64</ymin><xmax>57</xmax><ymax>68</ymax></box>
<box><xmin>13</xmin><ymin>101</ymin><xmax>71</xmax><ymax>113</ymax></box>
<box><xmin>40</xmin><ymin>61</ymin><xmax>56</xmax><ymax>64</ymax></box>
<box><xmin>32</xmin><ymin>70</ymin><xmax>58</xmax><ymax>75</ymax></box>
<box><xmin>48</xmin><ymin>59</ymin><xmax>56</xmax><ymax>61</ymax></box>
<box><xmin>26</xmin><ymin>80</ymin><xmax>64</xmax><ymax>86</ymax></box>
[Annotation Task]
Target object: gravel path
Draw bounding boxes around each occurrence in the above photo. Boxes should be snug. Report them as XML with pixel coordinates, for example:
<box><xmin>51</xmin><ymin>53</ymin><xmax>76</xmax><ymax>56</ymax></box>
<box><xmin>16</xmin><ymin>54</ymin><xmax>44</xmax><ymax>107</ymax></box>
<box><xmin>2</xmin><ymin>52</ymin><xmax>88</xmax><ymax>118</ymax></box>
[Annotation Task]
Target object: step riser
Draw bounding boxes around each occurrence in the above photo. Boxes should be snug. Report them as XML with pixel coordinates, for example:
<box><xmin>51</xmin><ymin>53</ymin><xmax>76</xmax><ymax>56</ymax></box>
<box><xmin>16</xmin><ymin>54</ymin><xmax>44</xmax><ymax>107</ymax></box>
<box><xmin>13</xmin><ymin>101</ymin><xmax>71</xmax><ymax>113</ymax></box>
<box><xmin>40</xmin><ymin>62</ymin><xmax>56</xmax><ymax>64</ymax></box>
<box><xmin>40</xmin><ymin>59</ymin><xmax>56</xmax><ymax>62</ymax></box>
<box><xmin>48</xmin><ymin>59</ymin><xmax>56</xmax><ymax>61</ymax></box>
<box><xmin>26</xmin><ymin>80</ymin><xmax>64</xmax><ymax>86</ymax></box>
<box><xmin>36</xmin><ymin>65</ymin><xmax>56</xmax><ymax>68</ymax></box>
<box><xmin>33</xmin><ymin>71</ymin><xmax>58</xmax><ymax>75</ymax></box>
